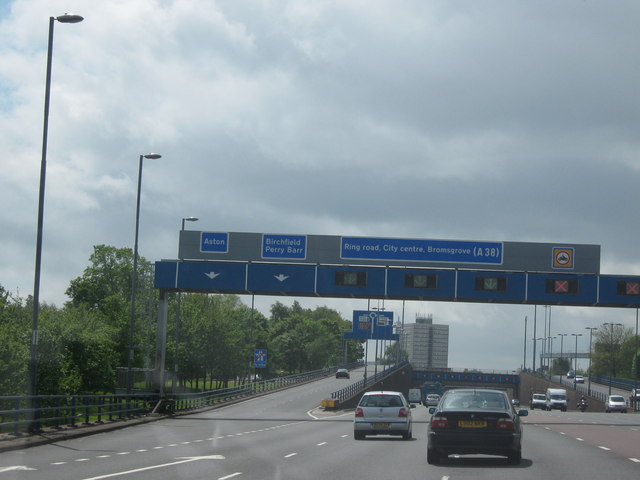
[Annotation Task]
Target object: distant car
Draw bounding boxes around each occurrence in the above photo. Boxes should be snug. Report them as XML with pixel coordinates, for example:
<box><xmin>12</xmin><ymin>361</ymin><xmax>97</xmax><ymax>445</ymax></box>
<box><xmin>574</xmin><ymin>375</ymin><xmax>584</xmax><ymax>384</ymax></box>
<box><xmin>427</xmin><ymin>388</ymin><xmax>528</xmax><ymax>465</ymax></box>
<box><xmin>511</xmin><ymin>398</ymin><xmax>520</xmax><ymax>407</ymax></box>
<box><xmin>605</xmin><ymin>395</ymin><xmax>628</xmax><ymax>413</ymax></box>
<box><xmin>425</xmin><ymin>394</ymin><xmax>441</xmax><ymax>406</ymax></box>
<box><xmin>336</xmin><ymin>368</ymin><xmax>350</xmax><ymax>379</ymax></box>
<box><xmin>354</xmin><ymin>391</ymin><xmax>413</xmax><ymax>440</ymax></box>
<box><xmin>566</xmin><ymin>370</ymin><xmax>576</xmax><ymax>379</ymax></box>
<box><xmin>530</xmin><ymin>393</ymin><xmax>546</xmax><ymax>410</ymax></box>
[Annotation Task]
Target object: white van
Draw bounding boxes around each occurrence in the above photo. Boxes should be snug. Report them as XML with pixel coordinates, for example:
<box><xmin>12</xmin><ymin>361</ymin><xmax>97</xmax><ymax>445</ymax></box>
<box><xmin>408</xmin><ymin>388</ymin><xmax>422</xmax><ymax>404</ymax></box>
<box><xmin>545</xmin><ymin>388</ymin><xmax>567</xmax><ymax>411</ymax></box>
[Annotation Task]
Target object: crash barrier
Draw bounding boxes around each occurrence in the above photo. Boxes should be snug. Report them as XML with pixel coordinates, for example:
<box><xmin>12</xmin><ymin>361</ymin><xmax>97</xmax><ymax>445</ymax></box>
<box><xmin>1</xmin><ymin>364</ymin><xmax>363</xmax><ymax>436</ymax></box>
<box><xmin>329</xmin><ymin>361</ymin><xmax>409</xmax><ymax>406</ymax></box>
<box><xmin>0</xmin><ymin>393</ymin><xmax>157</xmax><ymax>435</ymax></box>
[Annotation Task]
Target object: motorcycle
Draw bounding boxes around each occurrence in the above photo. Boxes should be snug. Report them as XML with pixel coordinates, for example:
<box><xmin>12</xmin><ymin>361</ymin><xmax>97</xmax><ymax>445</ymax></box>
<box><xmin>577</xmin><ymin>400</ymin><xmax>588</xmax><ymax>412</ymax></box>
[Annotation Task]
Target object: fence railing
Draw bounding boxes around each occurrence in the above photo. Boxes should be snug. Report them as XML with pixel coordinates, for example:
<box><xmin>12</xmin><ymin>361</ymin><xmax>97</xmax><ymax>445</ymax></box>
<box><xmin>1</xmin><ymin>364</ymin><xmax>361</xmax><ymax>436</ymax></box>
<box><xmin>0</xmin><ymin>393</ymin><xmax>157</xmax><ymax>436</ymax></box>
<box><xmin>330</xmin><ymin>361</ymin><xmax>408</xmax><ymax>403</ymax></box>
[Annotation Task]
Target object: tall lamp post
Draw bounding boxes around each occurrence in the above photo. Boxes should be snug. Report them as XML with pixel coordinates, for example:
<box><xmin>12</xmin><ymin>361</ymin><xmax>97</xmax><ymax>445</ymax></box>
<box><xmin>535</xmin><ymin>337</ymin><xmax>545</xmax><ymax>374</ymax></box>
<box><xmin>635</xmin><ymin>309</ymin><xmax>639</xmax><ymax>411</ymax></box>
<box><xmin>585</xmin><ymin>327</ymin><xmax>597</xmax><ymax>396</ymax></box>
<box><xmin>557</xmin><ymin>333</ymin><xmax>567</xmax><ymax>371</ymax></box>
<box><xmin>603</xmin><ymin>322</ymin><xmax>623</xmax><ymax>395</ymax></box>
<box><xmin>30</xmin><ymin>13</ymin><xmax>84</xmax><ymax>400</ymax></box>
<box><xmin>548</xmin><ymin>336</ymin><xmax>556</xmax><ymax>375</ymax></box>
<box><xmin>173</xmin><ymin>216</ymin><xmax>198</xmax><ymax>392</ymax></box>
<box><xmin>126</xmin><ymin>153</ymin><xmax>162</xmax><ymax>394</ymax></box>
<box><xmin>571</xmin><ymin>333</ymin><xmax>582</xmax><ymax>373</ymax></box>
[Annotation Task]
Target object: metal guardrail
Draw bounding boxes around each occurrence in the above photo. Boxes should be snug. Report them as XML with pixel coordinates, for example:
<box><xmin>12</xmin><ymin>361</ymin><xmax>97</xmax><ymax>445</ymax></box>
<box><xmin>1</xmin><ymin>365</ymin><xmax>362</xmax><ymax>435</ymax></box>
<box><xmin>545</xmin><ymin>373</ymin><xmax>639</xmax><ymax>409</ymax></box>
<box><xmin>330</xmin><ymin>361</ymin><xmax>409</xmax><ymax>403</ymax></box>
<box><xmin>0</xmin><ymin>393</ymin><xmax>157</xmax><ymax>435</ymax></box>
<box><xmin>167</xmin><ymin>366</ymin><xmax>351</xmax><ymax>412</ymax></box>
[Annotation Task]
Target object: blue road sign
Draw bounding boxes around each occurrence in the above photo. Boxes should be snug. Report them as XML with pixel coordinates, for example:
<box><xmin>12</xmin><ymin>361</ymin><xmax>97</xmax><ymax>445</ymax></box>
<box><xmin>201</xmin><ymin>232</ymin><xmax>229</xmax><ymax>253</ymax></box>
<box><xmin>345</xmin><ymin>310</ymin><xmax>398</xmax><ymax>340</ymax></box>
<box><xmin>254</xmin><ymin>349</ymin><xmax>267</xmax><ymax>368</ymax></box>
<box><xmin>262</xmin><ymin>234</ymin><xmax>307</xmax><ymax>260</ymax></box>
<box><xmin>340</xmin><ymin>237</ymin><xmax>503</xmax><ymax>265</ymax></box>
<box><xmin>155</xmin><ymin>260</ymin><xmax>640</xmax><ymax>308</ymax></box>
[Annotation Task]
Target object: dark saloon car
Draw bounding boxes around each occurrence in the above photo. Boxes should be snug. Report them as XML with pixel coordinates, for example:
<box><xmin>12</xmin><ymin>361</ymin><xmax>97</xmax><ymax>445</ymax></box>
<box><xmin>336</xmin><ymin>368</ymin><xmax>350</xmax><ymax>379</ymax></box>
<box><xmin>427</xmin><ymin>388</ymin><xmax>528</xmax><ymax>465</ymax></box>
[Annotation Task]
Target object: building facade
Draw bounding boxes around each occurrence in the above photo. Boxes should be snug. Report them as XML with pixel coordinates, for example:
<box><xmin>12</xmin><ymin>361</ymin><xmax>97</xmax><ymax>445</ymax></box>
<box><xmin>403</xmin><ymin>314</ymin><xmax>449</xmax><ymax>370</ymax></box>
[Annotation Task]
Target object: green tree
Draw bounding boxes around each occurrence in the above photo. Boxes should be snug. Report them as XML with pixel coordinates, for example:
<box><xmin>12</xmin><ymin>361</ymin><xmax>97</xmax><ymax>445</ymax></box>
<box><xmin>65</xmin><ymin>245</ymin><xmax>154</xmax><ymax>370</ymax></box>
<box><xmin>0</xmin><ymin>286</ymin><xmax>30</xmax><ymax>395</ymax></box>
<box><xmin>591</xmin><ymin>324</ymin><xmax>633</xmax><ymax>378</ymax></box>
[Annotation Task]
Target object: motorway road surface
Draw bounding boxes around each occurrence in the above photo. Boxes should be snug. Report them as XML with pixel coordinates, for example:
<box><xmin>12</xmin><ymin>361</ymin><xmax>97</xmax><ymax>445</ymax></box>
<box><xmin>1</xmin><ymin>369</ymin><xmax>639</xmax><ymax>480</ymax></box>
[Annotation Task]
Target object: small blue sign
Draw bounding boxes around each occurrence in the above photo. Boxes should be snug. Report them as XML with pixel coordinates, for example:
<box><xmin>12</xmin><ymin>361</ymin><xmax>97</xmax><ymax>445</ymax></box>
<box><xmin>201</xmin><ymin>232</ymin><xmax>229</xmax><ymax>253</ymax></box>
<box><xmin>341</xmin><ymin>237</ymin><xmax>503</xmax><ymax>265</ymax></box>
<box><xmin>262</xmin><ymin>234</ymin><xmax>307</xmax><ymax>259</ymax></box>
<box><xmin>347</xmin><ymin>310</ymin><xmax>397</xmax><ymax>340</ymax></box>
<box><xmin>254</xmin><ymin>349</ymin><xmax>267</xmax><ymax>368</ymax></box>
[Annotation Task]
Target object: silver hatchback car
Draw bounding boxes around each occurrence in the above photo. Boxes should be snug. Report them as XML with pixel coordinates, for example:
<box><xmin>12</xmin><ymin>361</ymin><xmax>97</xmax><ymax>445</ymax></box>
<box><xmin>354</xmin><ymin>391</ymin><xmax>413</xmax><ymax>440</ymax></box>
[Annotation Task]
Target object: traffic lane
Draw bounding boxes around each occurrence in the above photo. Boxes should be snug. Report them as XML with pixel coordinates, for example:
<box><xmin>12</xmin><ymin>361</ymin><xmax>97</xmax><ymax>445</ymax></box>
<box><xmin>524</xmin><ymin>410</ymin><xmax>640</xmax><ymax>463</ymax></box>
<box><xmin>0</xmin><ymin>379</ymin><xmax>365</xmax><ymax>480</ymax></box>
<box><xmin>518</xmin><ymin>415</ymin><xmax>640</xmax><ymax>480</ymax></box>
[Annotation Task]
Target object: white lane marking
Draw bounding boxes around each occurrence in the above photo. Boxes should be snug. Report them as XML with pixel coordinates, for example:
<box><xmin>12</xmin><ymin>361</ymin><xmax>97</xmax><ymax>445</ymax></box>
<box><xmin>284</xmin><ymin>453</ymin><xmax>298</xmax><ymax>458</ymax></box>
<box><xmin>629</xmin><ymin>458</ymin><xmax>640</xmax><ymax>463</ymax></box>
<box><xmin>219</xmin><ymin>473</ymin><xmax>243</xmax><ymax>480</ymax></box>
<box><xmin>81</xmin><ymin>455</ymin><xmax>225</xmax><ymax>480</ymax></box>
<box><xmin>576</xmin><ymin>438</ymin><xmax>584</xmax><ymax>441</ymax></box>
<box><xmin>75</xmin><ymin>458</ymin><xmax>90</xmax><ymax>462</ymax></box>
<box><xmin>317</xmin><ymin>442</ymin><xmax>327</xmax><ymax>446</ymax></box>
<box><xmin>598</xmin><ymin>446</ymin><xmax>611</xmax><ymax>451</ymax></box>
<box><xmin>0</xmin><ymin>466</ymin><xmax>37</xmax><ymax>472</ymax></box>
<box><xmin>52</xmin><ymin>462</ymin><xmax>67</xmax><ymax>465</ymax></box>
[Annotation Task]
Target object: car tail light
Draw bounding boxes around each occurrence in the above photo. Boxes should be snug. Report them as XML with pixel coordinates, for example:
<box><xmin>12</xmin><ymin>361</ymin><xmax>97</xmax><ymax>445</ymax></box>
<box><xmin>430</xmin><ymin>416</ymin><xmax>449</xmax><ymax>428</ymax></box>
<box><xmin>398</xmin><ymin>407</ymin><xmax>409</xmax><ymax>418</ymax></box>
<box><xmin>355</xmin><ymin>408</ymin><xmax>364</xmax><ymax>417</ymax></box>
<box><xmin>496</xmin><ymin>418</ymin><xmax>515</xmax><ymax>430</ymax></box>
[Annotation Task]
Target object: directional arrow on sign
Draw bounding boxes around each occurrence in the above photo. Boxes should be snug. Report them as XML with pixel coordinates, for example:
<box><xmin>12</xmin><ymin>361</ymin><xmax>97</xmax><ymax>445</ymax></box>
<box><xmin>204</xmin><ymin>272</ymin><xmax>221</xmax><ymax>279</ymax></box>
<box><xmin>274</xmin><ymin>274</ymin><xmax>290</xmax><ymax>282</ymax></box>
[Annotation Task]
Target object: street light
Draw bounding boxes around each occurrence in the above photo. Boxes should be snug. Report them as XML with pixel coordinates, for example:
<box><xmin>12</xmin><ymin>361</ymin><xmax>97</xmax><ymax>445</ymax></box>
<box><xmin>585</xmin><ymin>327</ymin><xmax>597</xmax><ymax>395</ymax></box>
<box><xmin>548</xmin><ymin>336</ymin><xmax>556</xmax><ymax>375</ymax></box>
<box><xmin>30</xmin><ymin>13</ymin><xmax>84</xmax><ymax>400</ymax></box>
<box><xmin>557</xmin><ymin>333</ymin><xmax>568</xmax><ymax>371</ymax></box>
<box><xmin>173</xmin><ymin>216</ymin><xmax>199</xmax><ymax>392</ymax></box>
<box><xmin>603</xmin><ymin>322</ymin><xmax>623</xmax><ymax>395</ymax></box>
<box><xmin>126</xmin><ymin>153</ymin><xmax>162</xmax><ymax>394</ymax></box>
<box><xmin>571</xmin><ymin>333</ymin><xmax>582</xmax><ymax>373</ymax></box>
<box><xmin>535</xmin><ymin>337</ymin><xmax>545</xmax><ymax>373</ymax></box>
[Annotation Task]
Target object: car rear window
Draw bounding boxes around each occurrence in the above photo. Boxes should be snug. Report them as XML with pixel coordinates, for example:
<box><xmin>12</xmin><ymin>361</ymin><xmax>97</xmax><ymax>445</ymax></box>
<box><xmin>360</xmin><ymin>395</ymin><xmax>403</xmax><ymax>407</ymax></box>
<box><xmin>443</xmin><ymin>392</ymin><xmax>506</xmax><ymax>410</ymax></box>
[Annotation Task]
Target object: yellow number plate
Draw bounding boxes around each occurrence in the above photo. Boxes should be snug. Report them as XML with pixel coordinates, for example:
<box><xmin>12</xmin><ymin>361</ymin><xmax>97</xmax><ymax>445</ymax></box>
<box><xmin>458</xmin><ymin>420</ymin><xmax>487</xmax><ymax>428</ymax></box>
<box><xmin>372</xmin><ymin>422</ymin><xmax>390</xmax><ymax>428</ymax></box>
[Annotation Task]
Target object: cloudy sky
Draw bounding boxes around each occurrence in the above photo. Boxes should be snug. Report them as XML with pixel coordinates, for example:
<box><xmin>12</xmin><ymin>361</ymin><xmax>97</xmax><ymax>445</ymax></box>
<box><xmin>2</xmin><ymin>0</ymin><xmax>640</xmax><ymax>371</ymax></box>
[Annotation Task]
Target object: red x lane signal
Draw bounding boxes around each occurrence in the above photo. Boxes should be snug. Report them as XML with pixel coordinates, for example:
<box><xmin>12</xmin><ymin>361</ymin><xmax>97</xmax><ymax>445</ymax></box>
<box><xmin>626</xmin><ymin>282</ymin><xmax>640</xmax><ymax>295</ymax></box>
<box><xmin>546</xmin><ymin>278</ymin><xmax>578</xmax><ymax>294</ymax></box>
<box><xmin>554</xmin><ymin>280</ymin><xmax>569</xmax><ymax>293</ymax></box>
